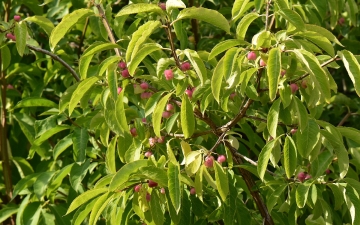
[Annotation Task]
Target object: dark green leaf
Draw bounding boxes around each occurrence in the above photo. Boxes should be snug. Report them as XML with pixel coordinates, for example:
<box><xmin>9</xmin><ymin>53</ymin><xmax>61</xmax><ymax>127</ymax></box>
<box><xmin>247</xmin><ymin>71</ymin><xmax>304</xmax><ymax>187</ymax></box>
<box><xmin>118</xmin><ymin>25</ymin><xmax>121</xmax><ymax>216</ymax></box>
<box><xmin>181</xmin><ymin>95</ymin><xmax>195</xmax><ymax>138</ymax></box>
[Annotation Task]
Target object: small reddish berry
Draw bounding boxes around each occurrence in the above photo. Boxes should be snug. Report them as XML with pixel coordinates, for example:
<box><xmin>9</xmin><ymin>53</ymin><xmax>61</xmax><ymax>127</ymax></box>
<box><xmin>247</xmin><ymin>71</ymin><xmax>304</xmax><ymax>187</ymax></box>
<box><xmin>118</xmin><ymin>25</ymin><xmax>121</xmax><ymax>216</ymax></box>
<box><xmin>297</xmin><ymin>172</ymin><xmax>306</xmax><ymax>183</ymax></box>
<box><xmin>14</xmin><ymin>15</ymin><xmax>21</xmax><ymax>22</ymax></box>
<box><xmin>142</xmin><ymin>118</ymin><xmax>147</xmax><ymax>123</ymax></box>
<box><xmin>325</xmin><ymin>169</ymin><xmax>331</xmax><ymax>175</ymax></box>
<box><xmin>217</xmin><ymin>155</ymin><xmax>226</xmax><ymax>164</ymax></box>
<box><xmin>290</xmin><ymin>128</ymin><xmax>297</xmax><ymax>135</ymax></box>
<box><xmin>117</xmin><ymin>87</ymin><xmax>122</xmax><ymax>94</ymax></box>
<box><xmin>164</xmin><ymin>69</ymin><xmax>174</xmax><ymax>80</ymax></box>
<box><xmin>145</xmin><ymin>151</ymin><xmax>152</xmax><ymax>158</ymax></box>
<box><xmin>149</xmin><ymin>137</ymin><xmax>157</xmax><ymax>146</ymax></box>
<box><xmin>146</xmin><ymin>193</ymin><xmax>151</xmax><ymax>201</ymax></box>
<box><xmin>204</xmin><ymin>156</ymin><xmax>214</xmax><ymax>168</ymax></box>
<box><xmin>290</xmin><ymin>83</ymin><xmax>299</xmax><ymax>94</ymax></box>
<box><xmin>247</xmin><ymin>51</ymin><xmax>257</xmax><ymax>60</ymax></box>
<box><xmin>118</xmin><ymin>61</ymin><xmax>127</xmax><ymax>69</ymax></box>
<box><xmin>121</xmin><ymin>69</ymin><xmax>130</xmax><ymax>78</ymax></box>
<box><xmin>134</xmin><ymin>184</ymin><xmax>141</xmax><ymax>192</ymax></box>
<box><xmin>190</xmin><ymin>188</ymin><xmax>196</xmax><ymax>195</ymax></box>
<box><xmin>157</xmin><ymin>136</ymin><xmax>165</xmax><ymax>144</ymax></box>
<box><xmin>148</xmin><ymin>180</ymin><xmax>158</xmax><ymax>188</ymax></box>
<box><xmin>305</xmin><ymin>174</ymin><xmax>312</xmax><ymax>180</ymax></box>
<box><xmin>180</xmin><ymin>62</ymin><xmax>191</xmax><ymax>71</ymax></box>
<box><xmin>141</xmin><ymin>92</ymin><xmax>152</xmax><ymax>99</ymax></box>
<box><xmin>185</xmin><ymin>89</ymin><xmax>193</xmax><ymax>98</ymax></box>
<box><xmin>140</xmin><ymin>82</ymin><xmax>149</xmax><ymax>90</ymax></box>
<box><xmin>160</xmin><ymin>188</ymin><xmax>166</xmax><ymax>194</ymax></box>
<box><xmin>130</xmin><ymin>128</ymin><xmax>137</xmax><ymax>137</ymax></box>
<box><xmin>6</xmin><ymin>33</ymin><xmax>16</xmax><ymax>41</ymax></box>
<box><xmin>7</xmin><ymin>84</ymin><xmax>14</xmax><ymax>89</ymax></box>
<box><xmin>162</xmin><ymin>111</ymin><xmax>172</xmax><ymax>118</ymax></box>
<box><xmin>230</xmin><ymin>92</ymin><xmax>236</xmax><ymax>100</ymax></box>
<box><xmin>301</xmin><ymin>80</ymin><xmax>307</xmax><ymax>89</ymax></box>
<box><xmin>281</xmin><ymin>70</ymin><xmax>286</xmax><ymax>77</ymax></box>
<box><xmin>166</xmin><ymin>104</ymin><xmax>174</xmax><ymax>111</ymax></box>
<box><xmin>259</xmin><ymin>59</ymin><xmax>266</xmax><ymax>67</ymax></box>
<box><xmin>159</xmin><ymin>2</ymin><xmax>166</xmax><ymax>10</ymax></box>
<box><xmin>338</xmin><ymin>17</ymin><xmax>345</xmax><ymax>25</ymax></box>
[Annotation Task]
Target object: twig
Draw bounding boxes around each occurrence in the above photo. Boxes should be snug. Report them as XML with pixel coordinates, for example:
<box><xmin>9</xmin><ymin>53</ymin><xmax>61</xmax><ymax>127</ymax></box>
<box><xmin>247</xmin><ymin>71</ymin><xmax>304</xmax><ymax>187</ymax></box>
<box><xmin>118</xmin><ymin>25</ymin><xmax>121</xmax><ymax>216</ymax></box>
<box><xmin>27</xmin><ymin>45</ymin><xmax>80</xmax><ymax>82</ymax></box>
<box><xmin>165</xmin><ymin>22</ymin><xmax>181</xmax><ymax>68</ymax></box>
<box><xmin>77</xmin><ymin>18</ymin><xmax>89</xmax><ymax>58</ymax></box>
<box><xmin>208</xmin><ymin>131</ymin><xmax>227</xmax><ymax>154</ymax></box>
<box><xmin>265</xmin><ymin>0</ymin><xmax>272</xmax><ymax>31</ymax></box>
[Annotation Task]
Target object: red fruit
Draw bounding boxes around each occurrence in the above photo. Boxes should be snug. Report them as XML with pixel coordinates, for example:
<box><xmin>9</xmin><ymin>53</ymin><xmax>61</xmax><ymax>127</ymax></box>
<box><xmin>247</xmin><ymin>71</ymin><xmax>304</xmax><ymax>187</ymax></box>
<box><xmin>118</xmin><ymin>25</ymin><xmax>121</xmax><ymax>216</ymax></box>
<box><xmin>7</xmin><ymin>84</ymin><xmax>13</xmax><ymax>89</ymax></box>
<box><xmin>157</xmin><ymin>136</ymin><xmax>165</xmax><ymax>144</ymax></box>
<box><xmin>121</xmin><ymin>69</ymin><xmax>130</xmax><ymax>78</ymax></box>
<box><xmin>141</xmin><ymin>92</ymin><xmax>152</xmax><ymax>99</ymax></box>
<box><xmin>301</xmin><ymin>80</ymin><xmax>307</xmax><ymax>89</ymax></box>
<box><xmin>162</xmin><ymin>111</ymin><xmax>172</xmax><ymax>118</ymax></box>
<box><xmin>259</xmin><ymin>59</ymin><xmax>266</xmax><ymax>67</ymax></box>
<box><xmin>217</xmin><ymin>155</ymin><xmax>227</xmax><ymax>164</ymax></box>
<box><xmin>160</xmin><ymin>188</ymin><xmax>166</xmax><ymax>194</ymax></box>
<box><xmin>145</xmin><ymin>151</ymin><xmax>152</xmax><ymax>158</ymax></box>
<box><xmin>325</xmin><ymin>169</ymin><xmax>331</xmax><ymax>175</ymax></box>
<box><xmin>290</xmin><ymin>83</ymin><xmax>299</xmax><ymax>94</ymax></box>
<box><xmin>14</xmin><ymin>15</ymin><xmax>21</xmax><ymax>22</ymax></box>
<box><xmin>149</xmin><ymin>137</ymin><xmax>157</xmax><ymax>146</ymax></box>
<box><xmin>148</xmin><ymin>180</ymin><xmax>158</xmax><ymax>188</ymax></box>
<box><xmin>297</xmin><ymin>172</ymin><xmax>306</xmax><ymax>182</ymax></box>
<box><xmin>185</xmin><ymin>89</ymin><xmax>193</xmax><ymax>98</ymax></box>
<box><xmin>118</xmin><ymin>61</ymin><xmax>127</xmax><ymax>69</ymax></box>
<box><xmin>180</xmin><ymin>62</ymin><xmax>191</xmax><ymax>71</ymax></box>
<box><xmin>290</xmin><ymin>128</ymin><xmax>297</xmax><ymax>135</ymax></box>
<box><xmin>140</xmin><ymin>82</ymin><xmax>149</xmax><ymax>90</ymax></box>
<box><xmin>117</xmin><ymin>87</ymin><xmax>122</xmax><ymax>94</ymax></box>
<box><xmin>190</xmin><ymin>188</ymin><xmax>196</xmax><ymax>195</ymax></box>
<box><xmin>166</xmin><ymin>104</ymin><xmax>174</xmax><ymax>111</ymax></box>
<box><xmin>338</xmin><ymin>17</ymin><xmax>345</xmax><ymax>25</ymax></box>
<box><xmin>164</xmin><ymin>69</ymin><xmax>174</xmax><ymax>80</ymax></box>
<box><xmin>305</xmin><ymin>174</ymin><xmax>312</xmax><ymax>180</ymax></box>
<box><xmin>159</xmin><ymin>2</ymin><xmax>166</xmax><ymax>10</ymax></box>
<box><xmin>142</xmin><ymin>118</ymin><xmax>147</xmax><ymax>123</ymax></box>
<box><xmin>247</xmin><ymin>51</ymin><xmax>257</xmax><ymax>60</ymax></box>
<box><xmin>146</xmin><ymin>193</ymin><xmax>151</xmax><ymax>201</ymax></box>
<box><xmin>230</xmin><ymin>92</ymin><xmax>236</xmax><ymax>100</ymax></box>
<box><xmin>6</xmin><ymin>33</ymin><xmax>16</xmax><ymax>41</ymax></box>
<box><xmin>134</xmin><ymin>184</ymin><xmax>141</xmax><ymax>192</ymax></box>
<box><xmin>281</xmin><ymin>70</ymin><xmax>286</xmax><ymax>77</ymax></box>
<box><xmin>204</xmin><ymin>156</ymin><xmax>214</xmax><ymax>168</ymax></box>
<box><xmin>130</xmin><ymin>128</ymin><xmax>137</xmax><ymax>137</ymax></box>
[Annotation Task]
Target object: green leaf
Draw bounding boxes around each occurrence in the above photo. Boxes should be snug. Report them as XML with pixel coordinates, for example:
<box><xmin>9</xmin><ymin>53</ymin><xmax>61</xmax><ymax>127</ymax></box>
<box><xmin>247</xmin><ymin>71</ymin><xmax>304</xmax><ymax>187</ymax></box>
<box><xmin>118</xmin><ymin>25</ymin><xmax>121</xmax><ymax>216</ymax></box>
<box><xmin>236</xmin><ymin>12</ymin><xmax>259</xmax><ymax>40</ymax></box>
<box><xmin>116</xmin><ymin>3</ymin><xmax>164</xmax><ymax>17</ymax></box>
<box><xmin>150</xmin><ymin>192</ymin><xmax>164</xmax><ymax>225</ymax></box>
<box><xmin>144</xmin><ymin>91</ymin><xmax>163</xmax><ymax>117</ymax></box>
<box><xmin>176</xmin><ymin>7</ymin><xmax>230</xmax><ymax>33</ymax></box>
<box><xmin>296</xmin><ymin>119</ymin><xmax>320</xmax><ymax>158</ymax></box>
<box><xmin>310</xmin><ymin>149</ymin><xmax>332</xmax><ymax>177</ymax></box>
<box><xmin>50</xmin><ymin>9</ymin><xmax>94</xmax><ymax>50</ymax></box>
<box><xmin>267</xmin><ymin>98</ymin><xmax>281</xmax><ymax>138</ymax></box>
<box><xmin>22</xmin><ymin>202</ymin><xmax>42</xmax><ymax>225</ymax></box>
<box><xmin>214</xmin><ymin>161</ymin><xmax>229</xmax><ymax>201</ymax></box>
<box><xmin>257</xmin><ymin>137</ymin><xmax>280</xmax><ymax>180</ymax></box>
<box><xmin>327</xmin><ymin>183</ymin><xmax>344</xmax><ymax>210</ymax></box>
<box><xmin>267</xmin><ymin>48</ymin><xmax>281</xmax><ymax>101</ymax></box>
<box><xmin>126</xmin><ymin>20</ymin><xmax>161</xmax><ymax>62</ymax></box>
<box><xmin>109</xmin><ymin>160</ymin><xmax>148</xmax><ymax>191</ymax></box>
<box><xmin>1</xmin><ymin>45</ymin><xmax>11</xmax><ymax>70</ymax></box>
<box><xmin>14</xmin><ymin>22</ymin><xmax>27</xmax><ymax>56</ymax></box>
<box><xmin>277</xmin><ymin>9</ymin><xmax>305</xmax><ymax>31</ymax></box>
<box><xmin>139</xmin><ymin>166</ymin><xmax>168</xmax><ymax>187</ymax></box>
<box><xmin>88</xmin><ymin>192</ymin><xmax>116</xmax><ymax>225</ymax></box>
<box><xmin>305</xmin><ymin>24</ymin><xmax>343</xmax><ymax>47</ymax></box>
<box><xmin>71</xmin><ymin>197</ymin><xmax>98</xmax><ymax>225</ymax></box>
<box><xmin>208</xmin><ymin>39</ymin><xmax>246</xmax><ymax>60</ymax></box>
<box><xmin>79</xmin><ymin>42</ymin><xmax>103</xmax><ymax>79</ymax></box>
<box><xmin>338</xmin><ymin>127</ymin><xmax>360</xmax><ymax>145</ymax></box>
<box><xmin>168</xmin><ymin>162</ymin><xmax>181</xmax><ymax>213</ymax></box>
<box><xmin>295</xmin><ymin>31</ymin><xmax>335</xmax><ymax>56</ymax></box>
<box><xmin>72</xmin><ymin>127</ymin><xmax>89</xmax><ymax>163</ymax></box>
<box><xmin>296</xmin><ymin>182</ymin><xmax>312</xmax><ymax>208</ymax></box>
<box><xmin>107</xmin><ymin>64</ymin><xmax>118</xmax><ymax>101</ymax></box>
<box><xmin>347</xmin><ymin>0</ymin><xmax>358</xmax><ymax>27</ymax></box>
<box><xmin>15</xmin><ymin>195</ymin><xmax>30</xmax><ymax>225</ymax></box>
<box><xmin>106</xmin><ymin>136</ymin><xmax>117</xmax><ymax>174</ymax></box>
<box><xmin>338</xmin><ymin>50</ymin><xmax>360</xmax><ymax>97</ymax></box>
<box><xmin>232</xmin><ymin>0</ymin><xmax>251</xmax><ymax>22</ymax></box>
<box><xmin>223</xmin><ymin>47</ymin><xmax>240</xmax><ymax>80</ymax></box>
<box><xmin>53</xmin><ymin>134</ymin><xmax>73</xmax><ymax>160</ymax></box>
<box><xmin>292</xmin><ymin>96</ymin><xmax>308</xmax><ymax>133</ymax></box>
<box><xmin>12</xmin><ymin>173</ymin><xmax>40</xmax><ymax>200</ymax></box>
<box><xmin>266</xmin><ymin>184</ymin><xmax>287</xmax><ymax>213</ymax></box>
<box><xmin>69</xmin><ymin>76</ymin><xmax>100</xmax><ymax>115</ymax></box>
<box><xmin>211</xmin><ymin>57</ymin><xmax>224</xmax><ymax>103</ymax></box>
<box><xmin>291</xmin><ymin>49</ymin><xmax>331</xmax><ymax>102</ymax></box>
<box><xmin>128</xmin><ymin>43</ymin><xmax>162</xmax><ymax>75</ymax></box>
<box><xmin>184</xmin><ymin>49</ymin><xmax>207</xmax><ymax>86</ymax></box>
<box><xmin>12</xmin><ymin>113</ymin><xmax>35</xmax><ymax>144</ymax></box>
<box><xmin>12</xmin><ymin>97</ymin><xmax>57</xmax><ymax>110</ymax></box>
<box><xmin>33</xmin><ymin>125</ymin><xmax>69</xmax><ymax>146</ymax></box>
<box><xmin>33</xmin><ymin>171</ymin><xmax>56</xmax><ymax>199</ymax></box>
<box><xmin>194</xmin><ymin>166</ymin><xmax>203</xmax><ymax>201</ymax></box>
<box><xmin>47</xmin><ymin>164</ymin><xmax>73</xmax><ymax>196</ymax></box>
<box><xmin>274</xmin><ymin>0</ymin><xmax>289</xmax><ymax>9</ymax></box>
<box><xmin>153</xmin><ymin>92</ymin><xmax>172</xmax><ymax>137</ymax></box>
<box><xmin>181</xmin><ymin>95</ymin><xmax>195</xmax><ymax>138</ymax></box>
<box><xmin>24</xmin><ymin>16</ymin><xmax>54</xmax><ymax>36</ymax></box>
<box><xmin>0</xmin><ymin>206</ymin><xmax>18</xmax><ymax>224</ymax></box>
<box><xmin>70</xmin><ymin>159</ymin><xmax>90</xmax><ymax>191</ymax></box>
<box><xmin>98</xmin><ymin>56</ymin><xmax>121</xmax><ymax>77</ymax></box>
<box><xmin>12</xmin><ymin>157</ymin><xmax>34</xmax><ymax>178</ymax></box>
<box><xmin>283</xmin><ymin>136</ymin><xmax>297</xmax><ymax>178</ymax></box>
<box><xmin>82</xmin><ymin>43</ymin><xmax>120</xmax><ymax>58</ymax></box>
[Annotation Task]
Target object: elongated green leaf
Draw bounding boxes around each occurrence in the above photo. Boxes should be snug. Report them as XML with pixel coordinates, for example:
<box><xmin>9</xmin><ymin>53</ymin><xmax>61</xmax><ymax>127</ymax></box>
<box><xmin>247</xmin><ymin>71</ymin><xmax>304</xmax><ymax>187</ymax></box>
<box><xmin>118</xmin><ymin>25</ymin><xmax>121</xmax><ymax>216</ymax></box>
<box><xmin>267</xmin><ymin>48</ymin><xmax>281</xmax><ymax>101</ymax></box>
<box><xmin>145</xmin><ymin>92</ymin><xmax>163</xmax><ymax>117</ymax></box>
<box><xmin>12</xmin><ymin>157</ymin><xmax>34</xmax><ymax>178</ymax></box>
<box><xmin>24</xmin><ymin>16</ymin><xmax>54</xmax><ymax>36</ymax></box>
<box><xmin>139</xmin><ymin>166</ymin><xmax>168</xmax><ymax>187</ymax></box>
<box><xmin>33</xmin><ymin>171</ymin><xmax>56</xmax><ymax>199</ymax></box>
<box><xmin>70</xmin><ymin>159</ymin><xmax>90</xmax><ymax>191</ymax></box>
<box><xmin>208</xmin><ymin>39</ymin><xmax>246</xmax><ymax>60</ymax></box>
<box><xmin>296</xmin><ymin>31</ymin><xmax>335</xmax><ymax>56</ymax></box>
<box><xmin>98</xmin><ymin>56</ymin><xmax>121</xmax><ymax>77</ymax></box>
<box><xmin>167</xmin><ymin>0</ymin><xmax>186</xmax><ymax>10</ymax></box>
<box><xmin>72</xmin><ymin>127</ymin><xmax>89</xmax><ymax>163</ymax></box>
<box><xmin>1</xmin><ymin>45</ymin><xmax>11</xmax><ymax>70</ymax></box>
<box><xmin>266</xmin><ymin>184</ymin><xmax>287</xmax><ymax>213</ymax></box>
<box><xmin>257</xmin><ymin>137</ymin><xmax>280</xmax><ymax>180</ymax></box>
<box><xmin>176</xmin><ymin>7</ymin><xmax>230</xmax><ymax>33</ymax></box>
<box><xmin>168</xmin><ymin>162</ymin><xmax>181</xmax><ymax>213</ymax></box>
<box><xmin>184</xmin><ymin>49</ymin><xmax>207</xmax><ymax>86</ymax></box>
<box><xmin>12</xmin><ymin>173</ymin><xmax>40</xmax><ymax>200</ymax></box>
<box><xmin>67</xmin><ymin>189</ymin><xmax>108</xmax><ymax>215</ymax></box>
<box><xmin>277</xmin><ymin>9</ymin><xmax>305</xmax><ymax>31</ymax></box>
<box><xmin>283</xmin><ymin>136</ymin><xmax>297</xmax><ymax>178</ymax></box>
<box><xmin>214</xmin><ymin>161</ymin><xmax>229</xmax><ymax>201</ymax></box>
<box><xmin>153</xmin><ymin>93</ymin><xmax>172</xmax><ymax>137</ymax></box>
<box><xmin>347</xmin><ymin>0</ymin><xmax>358</xmax><ymax>27</ymax></box>
<box><xmin>310</xmin><ymin>149</ymin><xmax>332</xmax><ymax>177</ymax></box>
<box><xmin>274</xmin><ymin>0</ymin><xmax>289</xmax><ymax>9</ymax></box>
<box><xmin>128</xmin><ymin>43</ymin><xmax>161</xmax><ymax>75</ymax></box>
<box><xmin>79</xmin><ymin>42</ymin><xmax>103</xmax><ymax>79</ymax></box>
<box><xmin>15</xmin><ymin>195</ymin><xmax>30</xmax><ymax>225</ymax></box>
<box><xmin>53</xmin><ymin>134</ymin><xmax>72</xmax><ymax>160</ymax></box>
<box><xmin>33</xmin><ymin>125</ymin><xmax>69</xmax><ymax>146</ymax></box>
<box><xmin>126</xmin><ymin>20</ymin><xmax>161</xmax><ymax>62</ymax></box>
<box><xmin>69</xmin><ymin>76</ymin><xmax>100</xmax><ymax>115</ymax></box>
<box><xmin>12</xmin><ymin>113</ymin><xmax>35</xmax><ymax>144</ymax></box>
<box><xmin>211</xmin><ymin>57</ymin><xmax>224</xmax><ymax>103</ymax></box>
<box><xmin>0</xmin><ymin>207</ymin><xmax>18</xmax><ymax>224</ymax></box>
<box><xmin>232</xmin><ymin>0</ymin><xmax>251</xmax><ymax>21</ymax></box>
<box><xmin>338</xmin><ymin>50</ymin><xmax>360</xmax><ymax>97</ymax></box>
<box><xmin>22</xmin><ymin>202</ymin><xmax>42</xmax><ymax>225</ymax></box>
<box><xmin>82</xmin><ymin>43</ymin><xmax>119</xmax><ymax>58</ymax></box>
<box><xmin>305</xmin><ymin>24</ymin><xmax>343</xmax><ymax>46</ymax></box>
<box><xmin>109</xmin><ymin>160</ymin><xmax>148</xmax><ymax>191</ymax></box>
<box><xmin>72</xmin><ymin>197</ymin><xmax>98</xmax><ymax>225</ymax></box>
<box><xmin>293</xmin><ymin>96</ymin><xmax>308</xmax><ymax>132</ymax></box>
<box><xmin>47</xmin><ymin>164</ymin><xmax>73</xmax><ymax>196</ymax></box>
<box><xmin>150</xmin><ymin>192</ymin><xmax>164</xmax><ymax>225</ymax></box>
<box><xmin>14</xmin><ymin>22</ymin><xmax>27</xmax><ymax>56</ymax></box>
<box><xmin>338</xmin><ymin>127</ymin><xmax>360</xmax><ymax>145</ymax></box>
<box><xmin>106</xmin><ymin>136</ymin><xmax>117</xmax><ymax>174</ymax></box>
<box><xmin>267</xmin><ymin>98</ymin><xmax>281</xmax><ymax>138</ymax></box>
<box><xmin>223</xmin><ymin>48</ymin><xmax>240</xmax><ymax>80</ymax></box>
<box><xmin>116</xmin><ymin>3</ymin><xmax>163</xmax><ymax>16</ymax></box>
<box><xmin>296</xmin><ymin>182</ymin><xmax>312</xmax><ymax>208</ymax></box>
<box><xmin>107</xmin><ymin>64</ymin><xmax>118</xmax><ymax>101</ymax></box>
<box><xmin>89</xmin><ymin>192</ymin><xmax>116</xmax><ymax>225</ymax></box>
<box><xmin>12</xmin><ymin>97</ymin><xmax>57</xmax><ymax>110</ymax></box>
<box><xmin>236</xmin><ymin>13</ymin><xmax>259</xmax><ymax>40</ymax></box>
<box><xmin>194</xmin><ymin>165</ymin><xmax>203</xmax><ymax>201</ymax></box>
<box><xmin>181</xmin><ymin>94</ymin><xmax>195</xmax><ymax>138</ymax></box>
<box><xmin>50</xmin><ymin>9</ymin><xmax>94</xmax><ymax>50</ymax></box>
<box><xmin>296</xmin><ymin>119</ymin><xmax>320</xmax><ymax>158</ymax></box>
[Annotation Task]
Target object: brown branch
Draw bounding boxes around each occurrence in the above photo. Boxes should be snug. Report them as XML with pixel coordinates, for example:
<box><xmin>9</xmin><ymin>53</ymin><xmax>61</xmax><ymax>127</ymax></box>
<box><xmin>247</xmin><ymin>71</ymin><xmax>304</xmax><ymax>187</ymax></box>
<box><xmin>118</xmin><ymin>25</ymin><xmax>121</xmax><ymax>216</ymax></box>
<box><xmin>188</xmin><ymin>0</ymin><xmax>199</xmax><ymax>50</ymax></box>
<box><xmin>165</xmin><ymin>22</ymin><xmax>181</xmax><ymax>68</ymax></box>
<box><xmin>26</xmin><ymin>45</ymin><xmax>80</xmax><ymax>82</ymax></box>
<box><xmin>77</xmin><ymin>18</ymin><xmax>89</xmax><ymax>58</ymax></box>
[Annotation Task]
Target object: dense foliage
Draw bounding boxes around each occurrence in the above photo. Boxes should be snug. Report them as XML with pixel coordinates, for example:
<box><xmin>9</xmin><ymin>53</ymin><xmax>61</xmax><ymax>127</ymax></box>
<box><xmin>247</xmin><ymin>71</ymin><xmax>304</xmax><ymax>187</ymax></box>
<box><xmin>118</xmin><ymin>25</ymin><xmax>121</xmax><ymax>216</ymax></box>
<box><xmin>1</xmin><ymin>0</ymin><xmax>360</xmax><ymax>224</ymax></box>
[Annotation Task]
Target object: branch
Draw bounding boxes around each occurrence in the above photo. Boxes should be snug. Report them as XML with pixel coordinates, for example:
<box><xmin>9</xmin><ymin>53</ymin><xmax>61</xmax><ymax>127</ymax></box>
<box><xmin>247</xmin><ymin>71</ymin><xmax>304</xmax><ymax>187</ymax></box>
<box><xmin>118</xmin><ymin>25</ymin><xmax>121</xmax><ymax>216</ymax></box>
<box><xmin>165</xmin><ymin>22</ymin><xmax>182</xmax><ymax>68</ymax></box>
<box><xmin>265</xmin><ymin>0</ymin><xmax>272</xmax><ymax>31</ymax></box>
<box><xmin>26</xmin><ymin>45</ymin><xmax>80</xmax><ymax>82</ymax></box>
